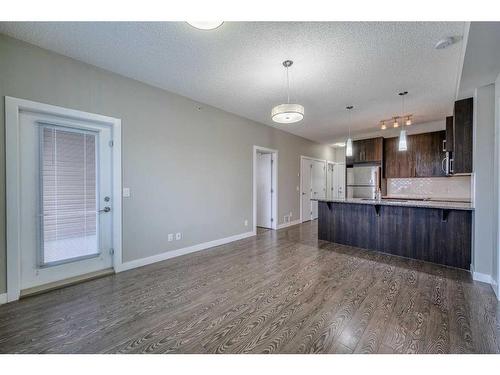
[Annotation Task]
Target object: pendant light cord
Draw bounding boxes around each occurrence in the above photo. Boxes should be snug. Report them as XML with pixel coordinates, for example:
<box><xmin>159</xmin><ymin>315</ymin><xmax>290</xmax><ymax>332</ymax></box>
<box><xmin>286</xmin><ymin>65</ymin><xmax>290</xmax><ymax>104</ymax></box>
<box><xmin>348</xmin><ymin>109</ymin><xmax>351</xmax><ymax>138</ymax></box>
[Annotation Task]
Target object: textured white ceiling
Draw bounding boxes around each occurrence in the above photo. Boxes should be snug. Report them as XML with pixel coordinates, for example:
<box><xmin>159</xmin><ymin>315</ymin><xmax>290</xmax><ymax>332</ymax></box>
<box><xmin>0</xmin><ymin>22</ymin><xmax>467</xmax><ymax>144</ymax></box>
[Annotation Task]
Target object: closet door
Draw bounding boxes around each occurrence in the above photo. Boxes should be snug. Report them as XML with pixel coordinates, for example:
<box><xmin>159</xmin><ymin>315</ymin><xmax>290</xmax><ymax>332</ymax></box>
<box><xmin>311</xmin><ymin>160</ymin><xmax>326</xmax><ymax>219</ymax></box>
<box><xmin>326</xmin><ymin>163</ymin><xmax>334</xmax><ymax>200</ymax></box>
<box><xmin>301</xmin><ymin>158</ymin><xmax>313</xmax><ymax>222</ymax></box>
<box><xmin>334</xmin><ymin>163</ymin><xmax>346</xmax><ymax>199</ymax></box>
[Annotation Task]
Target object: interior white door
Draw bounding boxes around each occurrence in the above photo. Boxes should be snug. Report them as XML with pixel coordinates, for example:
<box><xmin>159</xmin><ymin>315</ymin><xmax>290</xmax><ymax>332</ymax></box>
<box><xmin>301</xmin><ymin>158</ymin><xmax>312</xmax><ymax>222</ymax></box>
<box><xmin>327</xmin><ymin>163</ymin><xmax>334</xmax><ymax>199</ymax></box>
<box><xmin>256</xmin><ymin>152</ymin><xmax>273</xmax><ymax>229</ymax></box>
<box><xmin>334</xmin><ymin>163</ymin><xmax>346</xmax><ymax>199</ymax></box>
<box><xmin>311</xmin><ymin>160</ymin><xmax>326</xmax><ymax>219</ymax></box>
<box><xmin>19</xmin><ymin>110</ymin><xmax>114</xmax><ymax>291</ymax></box>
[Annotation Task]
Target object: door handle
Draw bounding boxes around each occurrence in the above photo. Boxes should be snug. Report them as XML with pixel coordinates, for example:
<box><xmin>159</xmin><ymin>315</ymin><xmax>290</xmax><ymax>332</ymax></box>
<box><xmin>99</xmin><ymin>207</ymin><xmax>111</xmax><ymax>213</ymax></box>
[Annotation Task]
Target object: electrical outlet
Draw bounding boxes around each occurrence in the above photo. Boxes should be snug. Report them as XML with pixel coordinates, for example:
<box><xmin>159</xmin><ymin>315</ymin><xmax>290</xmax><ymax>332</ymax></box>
<box><xmin>244</xmin><ymin>219</ymin><xmax>248</xmax><ymax>226</ymax></box>
<box><xmin>168</xmin><ymin>233</ymin><xmax>173</xmax><ymax>242</ymax></box>
<box><xmin>122</xmin><ymin>187</ymin><xmax>130</xmax><ymax>197</ymax></box>
<box><xmin>176</xmin><ymin>232</ymin><xmax>182</xmax><ymax>240</ymax></box>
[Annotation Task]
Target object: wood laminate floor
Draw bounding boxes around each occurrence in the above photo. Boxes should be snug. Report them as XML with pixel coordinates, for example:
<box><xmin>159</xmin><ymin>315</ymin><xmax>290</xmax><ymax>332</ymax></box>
<box><xmin>0</xmin><ymin>221</ymin><xmax>499</xmax><ymax>354</ymax></box>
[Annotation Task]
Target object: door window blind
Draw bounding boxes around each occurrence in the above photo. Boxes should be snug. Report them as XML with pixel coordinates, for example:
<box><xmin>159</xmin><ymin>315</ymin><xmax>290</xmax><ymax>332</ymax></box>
<box><xmin>40</xmin><ymin>126</ymin><xmax>99</xmax><ymax>266</ymax></box>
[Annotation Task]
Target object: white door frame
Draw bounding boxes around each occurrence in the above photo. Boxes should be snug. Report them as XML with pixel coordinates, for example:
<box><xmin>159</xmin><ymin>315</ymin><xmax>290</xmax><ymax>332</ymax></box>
<box><xmin>299</xmin><ymin>155</ymin><xmax>328</xmax><ymax>223</ymax></box>
<box><xmin>253</xmin><ymin>146</ymin><xmax>278</xmax><ymax>232</ymax></box>
<box><xmin>5</xmin><ymin>97</ymin><xmax>122</xmax><ymax>302</ymax></box>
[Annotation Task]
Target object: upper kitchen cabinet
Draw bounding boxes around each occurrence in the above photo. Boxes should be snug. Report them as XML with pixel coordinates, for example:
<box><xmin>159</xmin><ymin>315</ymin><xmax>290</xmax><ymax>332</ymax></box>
<box><xmin>347</xmin><ymin>137</ymin><xmax>383</xmax><ymax>165</ymax></box>
<box><xmin>452</xmin><ymin>98</ymin><xmax>473</xmax><ymax>174</ymax></box>
<box><xmin>445</xmin><ymin>116</ymin><xmax>454</xmax><ymax>152</ymax></box>
<box><xmin>383</xmin><ymin>131</ymin><xmax>446</xmax><ymax>178</ymax></box>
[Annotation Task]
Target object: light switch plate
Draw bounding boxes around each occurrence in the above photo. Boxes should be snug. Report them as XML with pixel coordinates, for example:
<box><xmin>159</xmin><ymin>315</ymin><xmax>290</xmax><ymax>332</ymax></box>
<box><xmin>176</xmin><ymin>232</ymin><xmax>182</xmax><ymax>240</ymax></box>
<box><xmin>123</xmin><ymin>187</ymin><xmax>131</xmax><ymax>198</ymax></box>
<box><xmin>168</xmin><ymin>233</ymin><xmax>173</xmax><ymax>242</ymax></box>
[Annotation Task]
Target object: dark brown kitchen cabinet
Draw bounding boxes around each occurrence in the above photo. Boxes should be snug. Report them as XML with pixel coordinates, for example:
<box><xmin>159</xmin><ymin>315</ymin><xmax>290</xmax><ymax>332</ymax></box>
<box><xmin>445</xmin><ymin>116</ymin><xmax>454</xmax><ymax>152</ymax></box>
<box><xmin>452</xmin><ymin>97</ymin><xmax>473</xmax><ymax>173</ymax></box>
<box><xmin>383</xmin><ymin>131</ymin><xmax>446</xmax><ymax>178</ymax></box>
<box><xmin>347</xmin><ymin>137</ymin><xmax>383</xmax><ymax>164</ymax></box>
<box><xmin>383</xmin><ymin>136</ymin><xmax>415</xmax><ymax>178</ymax></box>
<box><xmin>414</xmin><ymin>131</ymin><xmax>446</xmax><ymax>177</ymax></box>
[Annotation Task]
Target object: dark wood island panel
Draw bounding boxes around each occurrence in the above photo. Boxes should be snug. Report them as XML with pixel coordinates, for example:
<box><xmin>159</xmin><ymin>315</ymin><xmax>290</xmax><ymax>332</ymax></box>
<box><xmin>318</xmin><ymin>201</ymin><xmax>472</xmax><ymax>269</ymax></box>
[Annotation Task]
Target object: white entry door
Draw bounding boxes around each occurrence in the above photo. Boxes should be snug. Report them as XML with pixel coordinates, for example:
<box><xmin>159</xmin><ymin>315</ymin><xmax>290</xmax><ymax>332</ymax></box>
<box><xmin>18</xmin><ymin>110</ymin><xmax>114</xmax><ymax>292</ymax></box>
<box><xmin>311</xmin><ymin>160</ymin><xmax>326</xmax><ymax>219</ymax></box>
<box><xmin>256</xmin><ymin>152</ymin><xmax>273</xmax><ymax>228</ymax></box>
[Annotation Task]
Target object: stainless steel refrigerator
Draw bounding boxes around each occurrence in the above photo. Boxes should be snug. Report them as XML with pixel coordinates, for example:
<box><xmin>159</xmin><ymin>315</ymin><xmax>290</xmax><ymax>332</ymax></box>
<box><xmin>346</xmin><ymin>165</ymin><xmax>380</xmax><ymax>199</ymax></box>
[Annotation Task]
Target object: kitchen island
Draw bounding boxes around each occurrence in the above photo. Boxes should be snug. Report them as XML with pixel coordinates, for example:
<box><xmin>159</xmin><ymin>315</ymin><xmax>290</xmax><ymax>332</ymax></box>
<box><xmin>316</xmin><ymin>198</ymin><xmax>473</xmax><ymax>269</ymax></box>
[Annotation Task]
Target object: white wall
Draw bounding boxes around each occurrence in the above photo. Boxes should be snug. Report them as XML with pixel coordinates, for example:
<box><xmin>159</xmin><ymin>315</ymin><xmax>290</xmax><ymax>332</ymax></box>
<box><xmin>493</xmin><ymin>74</ymin><xmax>500</xmax><ymax>296</ymax></box>
<box><xmin>473</xmin><ymin>84</ymin><xmax>495</xmax><ymax>280</ymax></box>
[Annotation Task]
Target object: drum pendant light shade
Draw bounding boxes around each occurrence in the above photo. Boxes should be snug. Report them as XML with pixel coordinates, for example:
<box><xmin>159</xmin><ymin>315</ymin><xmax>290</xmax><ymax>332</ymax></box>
<box><xmin>272</xmin><ymin>60</ymin><xmax>304</xmax><ymax>124</ymax></box>
<box><xmin>271</xmin><ymin>103</ymin><xmax>305</xmax><ymax>123</ymax></box>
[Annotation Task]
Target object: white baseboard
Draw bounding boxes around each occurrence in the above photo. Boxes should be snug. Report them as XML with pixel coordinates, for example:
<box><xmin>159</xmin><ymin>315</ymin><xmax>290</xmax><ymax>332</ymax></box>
<box><xmin>0</xmin><ymin>293</ymin><xmax>7</xmax><ymax>305</ymax></box>
<box><xmin>492</xmin><ymin>279</ymin><xmax>499</xmax><ymax>300</ymax></box>
<box><xmin>472</xmin><ymin>270</ymin><xmax>493</xmax><ymax>284</ymax></box>
<box><xmin>115</xmin><ymin>230</ymin><xmax>255</xmax><ymax>273</ymax></box>
<box><xmin>277</xmin><ymin>219</ymin><xmax>301</xmax><ymax>229</ymax></box>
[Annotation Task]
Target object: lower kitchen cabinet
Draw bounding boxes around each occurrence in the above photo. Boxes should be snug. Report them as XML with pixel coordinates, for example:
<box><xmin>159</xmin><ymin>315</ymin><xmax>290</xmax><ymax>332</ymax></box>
<box><xmin>318</xmin><ymin>201</ymin><xmax>472</xmax><ymax>269</ymax></box>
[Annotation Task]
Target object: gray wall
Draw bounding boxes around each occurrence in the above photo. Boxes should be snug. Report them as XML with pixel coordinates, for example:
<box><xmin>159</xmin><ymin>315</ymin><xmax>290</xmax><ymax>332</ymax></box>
<box><xmin>473</xmin><ymin>84</ymin><xmax>495</xmax><ymax>276</ymax></box>
<box><xmin>0</xmin><ymin>34</ymin><xmax>335</xmax><ymax>293</ymax></box>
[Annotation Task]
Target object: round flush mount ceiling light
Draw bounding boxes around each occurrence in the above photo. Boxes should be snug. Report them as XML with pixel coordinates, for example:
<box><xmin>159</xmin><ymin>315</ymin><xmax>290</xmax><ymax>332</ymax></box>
<box><xmin>186</xmin><ymin>21</ymin><xmax>224</xmax><ymax>30</ymax></box>
<box><xmin>271</xmin><ymin>60</ymin><xmax>304</xmax><ymax>124</ymax></box>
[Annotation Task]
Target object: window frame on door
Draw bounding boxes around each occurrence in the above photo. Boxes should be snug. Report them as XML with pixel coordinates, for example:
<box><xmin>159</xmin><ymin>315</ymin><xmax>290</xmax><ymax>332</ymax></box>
<box><xmin>5</xmin><ymin>96</ymin><xmax>122</xmax><ymax>302</ymax></box>
<box><xmin>37</xmin><ymin>123</ymin><xmax>101</xmax><ymax>268</ymax></box>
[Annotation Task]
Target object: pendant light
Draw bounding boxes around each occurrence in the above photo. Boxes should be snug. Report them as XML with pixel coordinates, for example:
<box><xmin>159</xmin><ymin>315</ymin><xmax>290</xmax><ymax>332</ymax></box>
<box><xmin>271</xmin><ymin>60</ymin><xmax>304</xmax><ymax>124</ymax></box>
<box><xmin>398</xmin><ymin>91</ymin><xmax>408</xmax><ymax>151</ymax></box>
<box><xmin>380</xmin><ymin>120</ymin><xmax>387</xmax><ymax>130</ymax></box>
<box><xmin>345</xmin><ymin>105</ymin><xmax>354</xmax><ymax>157</ymax></box>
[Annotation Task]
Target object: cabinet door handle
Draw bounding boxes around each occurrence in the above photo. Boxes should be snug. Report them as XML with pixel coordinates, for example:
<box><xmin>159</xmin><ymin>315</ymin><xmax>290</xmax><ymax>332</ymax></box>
<box><xmin>442</xmin><ymin>139</ymin><xmax>446</xmax><ymax>152</ymax></box>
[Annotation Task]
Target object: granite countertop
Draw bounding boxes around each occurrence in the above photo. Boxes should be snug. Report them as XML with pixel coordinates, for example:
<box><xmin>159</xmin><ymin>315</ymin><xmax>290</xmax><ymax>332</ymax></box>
<box><xmin>314</xmin><ymin>197</ymin><xmax>474</xmax><ymax>211</ymax></box>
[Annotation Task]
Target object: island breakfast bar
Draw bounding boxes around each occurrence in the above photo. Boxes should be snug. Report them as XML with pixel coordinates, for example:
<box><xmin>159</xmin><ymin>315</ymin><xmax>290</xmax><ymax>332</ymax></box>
<box><xmin>317</xmin><ymin>198</ymin><xmax>473</xmax><ymax>270</ymax></box>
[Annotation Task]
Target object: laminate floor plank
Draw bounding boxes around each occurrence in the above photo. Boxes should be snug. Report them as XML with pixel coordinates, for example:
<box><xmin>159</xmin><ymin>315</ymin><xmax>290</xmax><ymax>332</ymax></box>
<box><xmin>0</xmin><ymin>221</ymin><xmax>498</xmax><ymax>354</ymax></box>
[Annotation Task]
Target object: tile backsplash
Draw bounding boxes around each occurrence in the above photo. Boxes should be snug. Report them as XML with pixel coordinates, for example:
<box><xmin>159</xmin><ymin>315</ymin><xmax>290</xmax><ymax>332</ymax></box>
<box><xmin>386</xmin><ymin>176</ymin><xmax>472</xmax><ymax>201</ymax></box>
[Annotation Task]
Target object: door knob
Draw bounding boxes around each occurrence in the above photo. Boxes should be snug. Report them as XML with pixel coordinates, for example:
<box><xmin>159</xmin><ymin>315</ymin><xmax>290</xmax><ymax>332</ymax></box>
<box><xmin>99</xmin><ymin>207</ymin><xmax>111</xmax><ymax>213</ymax></box>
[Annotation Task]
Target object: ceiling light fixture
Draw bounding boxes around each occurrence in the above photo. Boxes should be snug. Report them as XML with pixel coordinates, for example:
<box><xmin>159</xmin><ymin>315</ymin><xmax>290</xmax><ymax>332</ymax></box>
<box><xmin>393</xmin><ymin>117</ymin><xmax>399</xmax><ymax>128</ymax></box>
<box><xmin>345</xmin><ymin>105</ymin><xmax>354</xmax><ymax>157</ymax></box>
<box><xmin>398</xmin><ymin>91</ymin><xmax>408</xmax><ymax>151</ymax></box>
<box><xmin>405</xmin><ymin>115</ymin><xmax>412</xmax><ymax>126</ymax></box>
<box><xmin>186</xmin><ymin>21</ymin><xmax>224</xmax><ymax>30</ymax></box>
<box><xmin>380</xmin><ymin>120</ymin><xmax>387</xmax><ymax>130</ymax></box>
<box><xmin>333</xmin><ymin>142</ymin><xmax>346</xmax><ymax>148</ymax></box>
<box><xmin>271</xmin><ymin>60</ymin><xmax>304</xmax><ymax>124</ymax></box>
<box><xmin>434</xmin><ymin>36</ymin><xmax>459</xmax><ymax>50</ymax></box>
